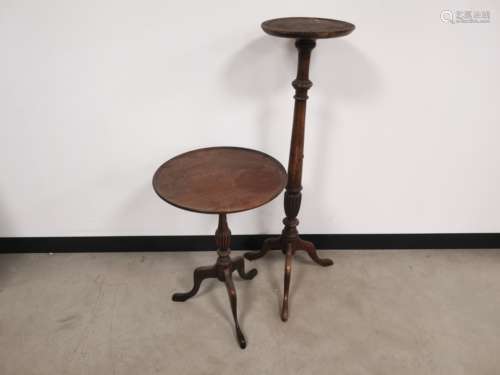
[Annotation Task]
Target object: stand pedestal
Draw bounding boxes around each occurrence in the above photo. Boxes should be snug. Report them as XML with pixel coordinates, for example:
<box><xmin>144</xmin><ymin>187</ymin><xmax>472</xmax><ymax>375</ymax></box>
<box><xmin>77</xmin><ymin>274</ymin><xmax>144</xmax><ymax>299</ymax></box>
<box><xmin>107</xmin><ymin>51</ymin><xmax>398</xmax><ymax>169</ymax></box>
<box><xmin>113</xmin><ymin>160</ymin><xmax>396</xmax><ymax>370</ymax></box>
<box><xmin>244</xmin><ymin>17</ymin><xmax>355</xmax><ymax>321</ymax></box>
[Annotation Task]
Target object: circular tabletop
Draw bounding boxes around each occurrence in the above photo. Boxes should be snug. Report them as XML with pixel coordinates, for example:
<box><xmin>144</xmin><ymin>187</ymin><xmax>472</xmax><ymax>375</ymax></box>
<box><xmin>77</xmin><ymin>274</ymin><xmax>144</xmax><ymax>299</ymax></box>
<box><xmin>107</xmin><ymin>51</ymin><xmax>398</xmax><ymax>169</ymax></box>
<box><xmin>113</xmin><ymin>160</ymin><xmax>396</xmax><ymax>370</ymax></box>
<box><xmin>262</xmin><ymin>17</ymin><xmax>355</xmax><ymax>39</ymax></box>
<box><xmin>153</xmin><ymin>147</ymin><xmax>287</xmax><ymax>214</ymax></box>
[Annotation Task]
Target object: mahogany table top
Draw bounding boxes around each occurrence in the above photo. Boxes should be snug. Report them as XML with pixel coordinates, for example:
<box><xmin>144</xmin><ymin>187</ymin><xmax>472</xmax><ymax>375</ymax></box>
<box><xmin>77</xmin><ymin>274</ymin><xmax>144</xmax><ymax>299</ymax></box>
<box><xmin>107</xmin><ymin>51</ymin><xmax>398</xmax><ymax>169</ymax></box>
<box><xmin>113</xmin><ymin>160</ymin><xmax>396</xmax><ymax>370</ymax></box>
<box><xmin>153</xmin><ymin>147</ymin><xmax>287</xmax><ymax>214</ymax></box>
<box><xmin>262</xmin><ymin>17</ymin><xmax>355</xmax><ymax>39</ymax></box>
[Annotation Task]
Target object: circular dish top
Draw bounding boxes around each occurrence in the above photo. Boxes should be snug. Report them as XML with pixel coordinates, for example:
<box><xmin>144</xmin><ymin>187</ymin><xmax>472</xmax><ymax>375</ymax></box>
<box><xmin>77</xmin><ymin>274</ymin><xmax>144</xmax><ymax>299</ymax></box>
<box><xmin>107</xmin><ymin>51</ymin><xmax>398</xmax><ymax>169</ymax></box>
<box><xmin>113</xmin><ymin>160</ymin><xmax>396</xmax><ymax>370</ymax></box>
<box><xmin>262</xmin><ymin>17</ymin><xmax>355</xmax><ymax>39</ymax></box>
<box><xmin>153</xmin><ymin>147</ymin><xmax>287</xmax><ymax>214</ymax></box>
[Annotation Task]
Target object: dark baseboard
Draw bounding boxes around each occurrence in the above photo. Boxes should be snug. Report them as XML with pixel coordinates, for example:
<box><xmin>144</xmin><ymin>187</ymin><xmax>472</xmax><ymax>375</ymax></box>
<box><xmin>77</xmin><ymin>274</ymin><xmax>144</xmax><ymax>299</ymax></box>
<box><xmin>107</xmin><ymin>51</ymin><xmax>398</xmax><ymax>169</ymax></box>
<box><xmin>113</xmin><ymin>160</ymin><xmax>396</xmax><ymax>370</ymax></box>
<box><xmin>0</xmin><ymin>233</ymin><xmax>499</xmax><ymax>253</ymax></box>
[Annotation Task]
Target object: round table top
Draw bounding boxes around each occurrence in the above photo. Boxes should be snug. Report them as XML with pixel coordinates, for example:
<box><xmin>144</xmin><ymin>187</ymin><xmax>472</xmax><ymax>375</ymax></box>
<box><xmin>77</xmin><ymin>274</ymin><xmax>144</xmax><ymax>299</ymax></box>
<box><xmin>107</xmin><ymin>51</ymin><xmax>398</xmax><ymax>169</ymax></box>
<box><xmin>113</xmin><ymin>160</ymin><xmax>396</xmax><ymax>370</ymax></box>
<box><xmin>262</xmin><ymin>17</ymin><xmax>355</xmax><ymax>39</ymax></box>
<box><xmin>153</xmin><ymin>147</ymin><xmax>287</xmax><ymax>214</ymax></box>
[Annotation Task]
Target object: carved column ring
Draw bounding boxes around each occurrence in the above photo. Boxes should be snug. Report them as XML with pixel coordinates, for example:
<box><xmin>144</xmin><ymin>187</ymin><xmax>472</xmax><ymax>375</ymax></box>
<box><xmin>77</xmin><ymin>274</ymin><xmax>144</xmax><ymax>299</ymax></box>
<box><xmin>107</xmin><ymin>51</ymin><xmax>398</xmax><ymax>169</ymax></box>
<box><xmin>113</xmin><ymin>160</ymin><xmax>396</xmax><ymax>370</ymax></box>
<box><xmin>292</xmin><ymin>79</ymin><xmax>313</xmax><ymax>90</ymax></box>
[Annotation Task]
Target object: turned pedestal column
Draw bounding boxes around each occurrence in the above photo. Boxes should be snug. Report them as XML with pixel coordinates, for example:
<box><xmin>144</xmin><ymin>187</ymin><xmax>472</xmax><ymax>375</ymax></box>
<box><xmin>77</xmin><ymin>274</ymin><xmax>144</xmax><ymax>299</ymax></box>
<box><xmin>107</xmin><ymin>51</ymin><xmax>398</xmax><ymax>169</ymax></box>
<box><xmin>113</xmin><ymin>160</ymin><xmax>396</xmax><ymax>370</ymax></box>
<box><xmin>245</xmin><ymin>17</ymin><xmax>355</xmax><ymax>321</ymax></box>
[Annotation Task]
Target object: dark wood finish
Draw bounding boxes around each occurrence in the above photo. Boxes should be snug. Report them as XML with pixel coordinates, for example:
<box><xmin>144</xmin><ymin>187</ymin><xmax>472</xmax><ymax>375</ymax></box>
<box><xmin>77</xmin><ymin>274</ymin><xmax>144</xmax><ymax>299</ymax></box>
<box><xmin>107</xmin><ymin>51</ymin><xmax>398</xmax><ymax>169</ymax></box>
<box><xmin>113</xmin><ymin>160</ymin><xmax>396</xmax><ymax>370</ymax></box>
<box><xmin>172</xmin><ymin>214</ymin><xmax>257</xmax><ymax>349</ymax></box>
<box><xmin>153</xmin><ymin>147</ymin><xmax>286</xmax><ymax>214</ymax></box>
<box><xmin>262</xmin><ymin>17</ymin><xmax>355</xmax><ymax>39</ymax></box>
<box><xmin>155</xmin><ymin>146</ymin><xmax>285</xmax><ymax>348</ymax></box>
<box><xmin>245</xmin><ymin>17</ymin><xmax>355</xmax><ymax>321</ymax></box>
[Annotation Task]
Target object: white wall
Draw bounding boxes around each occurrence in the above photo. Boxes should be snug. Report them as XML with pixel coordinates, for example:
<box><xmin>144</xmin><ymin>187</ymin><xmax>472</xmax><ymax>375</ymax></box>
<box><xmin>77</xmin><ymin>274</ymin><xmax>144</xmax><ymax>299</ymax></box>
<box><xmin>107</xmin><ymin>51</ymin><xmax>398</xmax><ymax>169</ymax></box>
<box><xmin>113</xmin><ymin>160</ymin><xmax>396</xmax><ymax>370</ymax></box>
<box><xmin>1</xmin><ymin>0</ymin><xmax>499</xmax><ymax>237</ymax></box>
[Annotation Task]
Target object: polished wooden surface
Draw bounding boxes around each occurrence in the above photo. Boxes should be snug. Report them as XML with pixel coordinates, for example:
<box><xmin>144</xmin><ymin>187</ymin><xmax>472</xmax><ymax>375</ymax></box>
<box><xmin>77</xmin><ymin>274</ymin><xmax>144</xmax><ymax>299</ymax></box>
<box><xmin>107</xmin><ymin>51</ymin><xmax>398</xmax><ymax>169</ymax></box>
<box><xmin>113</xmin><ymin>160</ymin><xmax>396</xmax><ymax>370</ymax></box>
<box><xmin>262</xmin><ymin>17</ymin><xmax>355</xmax><ymax>39</ymax></box>
<box><xmin>172</xmin><ymin>213</ymin><xmax>257</xmax><ymax>349</ymax></box>
<box><xmin>246</xmin><ymin>17</ymin><xmax>355</xmax><ymax>321</ymax></box>
<box><xmin>153</xmin><ymin>147</ymin><xmax>287</xmax><ymax>214</ymax></box>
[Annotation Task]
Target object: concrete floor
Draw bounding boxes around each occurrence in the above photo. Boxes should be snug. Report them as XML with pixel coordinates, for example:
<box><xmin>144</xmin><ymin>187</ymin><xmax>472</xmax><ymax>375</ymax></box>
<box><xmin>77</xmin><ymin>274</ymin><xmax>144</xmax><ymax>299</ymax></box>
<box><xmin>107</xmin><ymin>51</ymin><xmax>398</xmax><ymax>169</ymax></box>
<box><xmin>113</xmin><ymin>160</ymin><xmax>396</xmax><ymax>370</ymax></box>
<box><xmin>0</xmin><ymin>250</ymin><xmax>499</xmax><ymax>375</ymax></box>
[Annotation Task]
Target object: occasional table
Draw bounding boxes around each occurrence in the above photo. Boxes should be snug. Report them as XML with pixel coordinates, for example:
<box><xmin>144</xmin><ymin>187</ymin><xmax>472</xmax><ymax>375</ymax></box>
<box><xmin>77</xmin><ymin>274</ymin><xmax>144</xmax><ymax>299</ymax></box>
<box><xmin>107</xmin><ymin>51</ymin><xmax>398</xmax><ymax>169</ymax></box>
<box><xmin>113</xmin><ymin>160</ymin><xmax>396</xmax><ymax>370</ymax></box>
<box><xmin>153</xmin><ymin>147</ymin><xmax>287</xmax><ymax>348</ymax></box>
<box><xmin>245</xmin><ymin>17</ymin><xmax>355</xmax><ymax>321</ymax></box>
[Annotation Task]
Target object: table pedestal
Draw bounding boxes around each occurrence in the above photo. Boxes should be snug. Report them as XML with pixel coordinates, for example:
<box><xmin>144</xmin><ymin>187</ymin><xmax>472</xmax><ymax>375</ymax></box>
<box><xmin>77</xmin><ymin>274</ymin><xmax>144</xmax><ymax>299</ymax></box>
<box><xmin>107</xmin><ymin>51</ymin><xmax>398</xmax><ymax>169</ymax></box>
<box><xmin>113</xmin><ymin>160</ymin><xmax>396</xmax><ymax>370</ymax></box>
<box><xmin>173</xmin><ymin>214</ymin><xmax>256</xmax><ymax>348</ymax></box>
<box><xmin>153</xmin><ymin>146</ymin><xmax>287</xmax><ymax>347</ymax></box>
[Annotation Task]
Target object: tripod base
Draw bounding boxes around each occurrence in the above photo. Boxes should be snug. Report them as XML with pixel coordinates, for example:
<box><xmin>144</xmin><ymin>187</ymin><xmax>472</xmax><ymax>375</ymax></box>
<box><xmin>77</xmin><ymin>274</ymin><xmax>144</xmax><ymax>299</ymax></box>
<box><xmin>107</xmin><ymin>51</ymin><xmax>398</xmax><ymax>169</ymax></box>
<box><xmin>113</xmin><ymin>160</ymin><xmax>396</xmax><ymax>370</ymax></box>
<box><xmin>172</xmin><ymin>254</ymin><xmax>257</xmax><ymax>349</ymax></box>
<box><xmin>244</xmin><ymin>236</ymin><xmax>332</xmax><ymax>321</ymax></box>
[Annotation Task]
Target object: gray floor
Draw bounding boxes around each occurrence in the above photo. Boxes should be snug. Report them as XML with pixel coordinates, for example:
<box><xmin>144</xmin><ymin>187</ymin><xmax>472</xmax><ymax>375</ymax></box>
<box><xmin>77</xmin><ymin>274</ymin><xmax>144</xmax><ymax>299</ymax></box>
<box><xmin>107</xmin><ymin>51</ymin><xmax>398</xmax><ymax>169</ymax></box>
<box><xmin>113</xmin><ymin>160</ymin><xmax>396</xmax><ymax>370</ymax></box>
<box><xmin>0</xmin><ymin>250</ymin><xmax>499</xmax><ymax>375</ymax></box>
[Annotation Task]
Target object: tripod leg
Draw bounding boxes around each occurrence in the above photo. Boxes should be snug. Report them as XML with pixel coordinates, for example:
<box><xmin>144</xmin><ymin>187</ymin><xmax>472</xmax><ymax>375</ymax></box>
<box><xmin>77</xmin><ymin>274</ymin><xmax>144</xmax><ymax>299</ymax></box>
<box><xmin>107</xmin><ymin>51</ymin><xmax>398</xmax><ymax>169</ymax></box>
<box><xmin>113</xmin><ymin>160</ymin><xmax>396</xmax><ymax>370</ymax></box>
<box><xmin>233</xmin><ymin>256</ymin><xmax>258</xmax><ymax>280</ymax></box>
<box><xmin>296</xmin><ymin>238</ymin><xmax>333</xmax><ymax>267</ymax></box>
<box><xmin>281</xmin><ymin>243</ymin><xmax>293</xmax><ymax>322</ymax></box>
<box><xmin>223</xmin><ymin>267</ymin><xmax>246</xmax><ymax>349</ymax></box>
<box><xmin>172</xmin><ymin>265</ymin><xmax>216</xmax><ymax>302</ymax></box>
<box><xmin>244</xmin><ymin>236</ymin><xmax>282</xmax><ymax>261</ymax></box>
